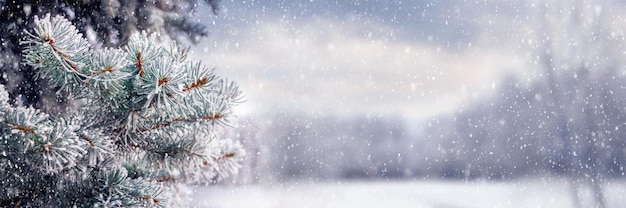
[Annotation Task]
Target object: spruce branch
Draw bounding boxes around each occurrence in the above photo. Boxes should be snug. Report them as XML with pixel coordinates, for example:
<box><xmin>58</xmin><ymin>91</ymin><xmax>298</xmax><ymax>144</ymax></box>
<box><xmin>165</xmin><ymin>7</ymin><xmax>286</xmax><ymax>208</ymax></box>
<box><xmin>2</xmin><ymin>106</ymin><xmax>49</xmax><ymax>137</ymax></box>
<box><xmin>22</xmin><ymin>14</ymin><xmax>90</xmax><ymax>91</ymax></box>
<box><xmin>1</xmin><ymin>13</ymin><xmax>246</xmax><ymax>207</ymax></box>
<box><xmin>126</xmin><ymin>32</ymin><xmax>162</xmax><ymax>78</ymax></box>
<box><xmin>93</xmin><ymin>168</ymin><xmax>166</xmax><ymax>207</ymax></box>
<box><xmin>164</xmin><ymin>41</ymin><xmax>190</xmax><ymax>64</ymax></box>
<box><xmin>205</xmin><ymin>139</ymin><xmax>245</xmax><ymax>178</ymax></box>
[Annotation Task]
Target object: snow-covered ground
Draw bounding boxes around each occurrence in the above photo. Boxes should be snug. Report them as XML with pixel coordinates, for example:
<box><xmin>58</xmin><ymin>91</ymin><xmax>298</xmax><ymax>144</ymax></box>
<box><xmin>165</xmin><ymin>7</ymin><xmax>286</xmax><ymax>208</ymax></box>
<box><xmin>190</xmin><ymin>178</ymin><xmax>626</xmax><ymax>208</ymax></box>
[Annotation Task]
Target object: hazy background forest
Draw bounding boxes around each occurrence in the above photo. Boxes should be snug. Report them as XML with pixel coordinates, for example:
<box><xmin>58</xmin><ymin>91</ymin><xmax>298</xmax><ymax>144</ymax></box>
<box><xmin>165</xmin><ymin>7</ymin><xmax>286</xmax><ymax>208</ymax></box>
<box><xmin>199</xmin><ymin>0</ymin><xmax>626</xmax><ymax>182</ymax></box>
<box><xmin>190</xmin><ymin>0</ymin><xmax>626</xmax><ymax>207</ymax></box>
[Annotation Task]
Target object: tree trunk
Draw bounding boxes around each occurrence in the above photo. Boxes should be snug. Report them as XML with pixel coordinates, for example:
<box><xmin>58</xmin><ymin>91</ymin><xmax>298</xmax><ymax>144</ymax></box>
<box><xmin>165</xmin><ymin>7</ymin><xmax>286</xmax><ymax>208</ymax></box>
<box><xmin>591</xmin><ymin>180</ymin><xmax>607</xmax><ymax>208</ymax></box>
<box><xmin>591</xmin><ymin>177</ymin><xmax>607</xmax><ymax>208</ymax></box>
<box><xmin>569</xmin><ymin>178</ymin><xmax>582</xmax><ymax>208</ymax></box>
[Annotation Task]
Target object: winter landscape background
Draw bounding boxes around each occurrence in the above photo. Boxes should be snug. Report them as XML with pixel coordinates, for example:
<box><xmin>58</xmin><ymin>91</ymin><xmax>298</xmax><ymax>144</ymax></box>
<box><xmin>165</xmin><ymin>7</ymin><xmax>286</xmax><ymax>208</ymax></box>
<box><xmin>6</xmin><ymin>0</ymin><xmax>621</xmax><ymax>207</ymax></box>
<box><xmin>185</xmin><ymin>0</ymin><xmax>626</xmax><ymax>207</ymax></box>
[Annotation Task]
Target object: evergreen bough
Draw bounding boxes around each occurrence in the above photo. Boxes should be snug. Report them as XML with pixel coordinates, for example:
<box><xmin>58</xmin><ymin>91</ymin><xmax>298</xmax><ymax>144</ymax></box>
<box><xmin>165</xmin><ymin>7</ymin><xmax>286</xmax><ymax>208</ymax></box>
<box><xmin>0</xmin><ymin>14</ymin><xmax>245</xmax><ymax>207</ymax></box>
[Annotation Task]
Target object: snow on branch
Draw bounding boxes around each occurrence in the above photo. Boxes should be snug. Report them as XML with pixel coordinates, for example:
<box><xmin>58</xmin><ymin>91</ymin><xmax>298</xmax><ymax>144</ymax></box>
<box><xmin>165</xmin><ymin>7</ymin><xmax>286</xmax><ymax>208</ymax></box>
<box><xmin>0</xmin><ymin>14</ymin><xmax>246</xmax><ymax>207</ymax></box>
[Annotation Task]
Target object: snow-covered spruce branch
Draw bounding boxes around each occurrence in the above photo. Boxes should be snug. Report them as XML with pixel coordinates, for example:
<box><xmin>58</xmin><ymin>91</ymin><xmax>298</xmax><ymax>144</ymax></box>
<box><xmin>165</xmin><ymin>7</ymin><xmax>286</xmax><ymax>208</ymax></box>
<box><xmin>0</xmin><ymin>14</ymin><xmax>245</xmax><ymax>207</ymax></box>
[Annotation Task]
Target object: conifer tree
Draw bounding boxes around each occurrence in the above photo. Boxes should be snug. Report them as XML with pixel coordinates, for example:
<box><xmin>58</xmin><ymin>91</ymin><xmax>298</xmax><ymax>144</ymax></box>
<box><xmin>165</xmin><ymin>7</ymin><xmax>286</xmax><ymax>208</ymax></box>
<box><xmin>0</xmin><ymin>14</ymin><xmax>244</xmax><ymax>207</ymax></box>
<box><xmin>0</xmin><ymin>0</ymin><xmax>221</xmax><ymax>111</ymax></box>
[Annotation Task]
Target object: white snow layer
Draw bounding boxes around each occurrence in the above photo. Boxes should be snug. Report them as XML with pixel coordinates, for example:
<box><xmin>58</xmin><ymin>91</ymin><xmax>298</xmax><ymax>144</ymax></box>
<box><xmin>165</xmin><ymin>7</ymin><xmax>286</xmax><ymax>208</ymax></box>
<box><xmin>190</xmin><ymin>178</ymin><xmax>626</xmax><ymax>208</ymax></box>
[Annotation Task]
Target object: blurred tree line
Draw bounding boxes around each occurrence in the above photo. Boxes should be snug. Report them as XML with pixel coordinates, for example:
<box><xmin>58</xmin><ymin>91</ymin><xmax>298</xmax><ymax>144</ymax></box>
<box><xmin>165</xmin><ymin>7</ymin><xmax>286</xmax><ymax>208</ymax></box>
<box><xmin>232</xmin><ymin>74</ymin><xmax>626</xmax><ymax>183</ymax></box>
<box><xmin>228</xmin><ymin>1</ymin><xmax>625</xmax><ymax>207</ymax></box>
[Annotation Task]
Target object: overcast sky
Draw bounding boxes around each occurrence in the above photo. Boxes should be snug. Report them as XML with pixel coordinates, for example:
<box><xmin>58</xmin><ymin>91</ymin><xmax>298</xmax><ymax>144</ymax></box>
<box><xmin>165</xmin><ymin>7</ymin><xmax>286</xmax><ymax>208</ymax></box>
<box><xmin>188</xmin><ymin>0</ymin><xmax>600</xmax><ymax>119</ymax></box>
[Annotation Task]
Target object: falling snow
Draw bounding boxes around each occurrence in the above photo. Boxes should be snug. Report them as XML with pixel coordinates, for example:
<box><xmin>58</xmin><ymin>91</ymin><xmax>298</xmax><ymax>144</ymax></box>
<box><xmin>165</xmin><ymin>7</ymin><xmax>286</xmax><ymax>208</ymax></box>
<box><xmin>4</xmin><ymin>0</ymin><xmax>626</xmax><ymax>207</ymax></box>
<box><xmin>188</xmin><ymin>0</ymin><xmax>626</xmax><ymax>207</ymax></box>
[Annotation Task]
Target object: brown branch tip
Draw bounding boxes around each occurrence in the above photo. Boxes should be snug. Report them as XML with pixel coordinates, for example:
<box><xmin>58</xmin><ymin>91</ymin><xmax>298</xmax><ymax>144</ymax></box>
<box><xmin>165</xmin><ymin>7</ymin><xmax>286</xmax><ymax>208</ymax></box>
<box><xmin>136</xmin><ymin>51</ymin><xmax>144</xmax><ymax>77</ymax></box>
<box><xmin>158</xmin><ymin>77</ymin><xmax>168</xmax><ymax>86</ymax></box>
<box><xmin>80</xmin><ymin>133</ymin><xmax>95</xmax><ymax>147</ymax></box>
<box><xmin>182</xmin><ymin>77</ymin><xmax>208</xmax><ymax>92</ymax></box>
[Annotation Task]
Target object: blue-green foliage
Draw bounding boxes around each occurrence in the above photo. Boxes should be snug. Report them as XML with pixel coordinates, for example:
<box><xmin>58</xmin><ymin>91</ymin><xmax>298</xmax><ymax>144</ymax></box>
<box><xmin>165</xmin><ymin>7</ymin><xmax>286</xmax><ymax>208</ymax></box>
<box><xmin>0</xmin><ymin>14</ymin><xmax>245</xmax><ymax>207</ymax></box>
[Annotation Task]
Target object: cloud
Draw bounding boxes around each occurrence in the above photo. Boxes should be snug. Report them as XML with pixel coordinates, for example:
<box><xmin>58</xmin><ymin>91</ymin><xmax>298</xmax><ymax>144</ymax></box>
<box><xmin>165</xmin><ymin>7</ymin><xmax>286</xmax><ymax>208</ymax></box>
<box><xmin>191</xmin><ymin>9</ymin><xmax>525</xmax><ymax>119</ymax></box>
